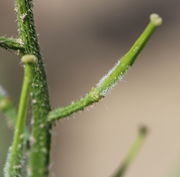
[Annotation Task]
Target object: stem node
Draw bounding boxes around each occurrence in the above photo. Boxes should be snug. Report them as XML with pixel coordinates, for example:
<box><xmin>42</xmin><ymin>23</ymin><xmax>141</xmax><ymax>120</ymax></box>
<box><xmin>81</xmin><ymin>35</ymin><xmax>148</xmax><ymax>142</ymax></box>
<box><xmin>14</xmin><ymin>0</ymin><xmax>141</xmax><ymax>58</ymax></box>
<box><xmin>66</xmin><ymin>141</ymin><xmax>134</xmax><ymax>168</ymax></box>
<box><xmin>21</xmin><ymin>55</ymin><xmax>37</xmax><ymax>64</ymax></box>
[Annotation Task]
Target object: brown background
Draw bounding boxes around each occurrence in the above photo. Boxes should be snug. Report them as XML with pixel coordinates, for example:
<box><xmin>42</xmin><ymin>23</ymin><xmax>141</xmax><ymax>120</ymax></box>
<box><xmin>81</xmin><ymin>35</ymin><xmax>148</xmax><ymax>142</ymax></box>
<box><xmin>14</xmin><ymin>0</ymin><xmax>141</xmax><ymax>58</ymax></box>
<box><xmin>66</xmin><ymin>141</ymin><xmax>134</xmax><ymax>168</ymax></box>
<box><xmin>0</xmin><ymin>0</ymin><xmax>180</xmax><ymax>177</ymax></box>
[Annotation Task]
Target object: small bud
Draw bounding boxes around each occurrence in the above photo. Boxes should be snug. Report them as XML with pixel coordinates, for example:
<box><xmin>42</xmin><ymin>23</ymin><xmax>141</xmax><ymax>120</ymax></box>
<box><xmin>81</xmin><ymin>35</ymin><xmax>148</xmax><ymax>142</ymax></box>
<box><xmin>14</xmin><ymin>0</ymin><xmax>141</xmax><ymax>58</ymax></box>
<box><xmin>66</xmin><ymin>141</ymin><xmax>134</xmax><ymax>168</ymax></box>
<box><xmin>21</xmin><ymin>55</ymin><xmax>37</xmax><ymax>64</ymax></box>
<box><xmin>139</xmin><ymin>125</ymin><xmax>148</xmax><ymax>135</ymax></box>
<box><xmin>150</xmin><ymin>13</ymin><xmax>163</xmax><ymax>26</ymax></box>
<box><xmin>0</xmin><ymin>98</ymin><xmax>11</xmax><ymax>110</ymax></box>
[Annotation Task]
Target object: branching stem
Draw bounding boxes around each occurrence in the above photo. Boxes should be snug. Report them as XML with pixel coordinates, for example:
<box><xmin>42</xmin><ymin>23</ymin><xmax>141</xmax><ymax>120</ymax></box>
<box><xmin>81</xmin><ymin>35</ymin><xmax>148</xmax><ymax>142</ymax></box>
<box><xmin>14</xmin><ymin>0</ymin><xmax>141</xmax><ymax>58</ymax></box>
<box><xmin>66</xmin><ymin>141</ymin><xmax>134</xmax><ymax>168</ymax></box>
<box><xmin>48</xmin><ymin>14</ymin><xmax>162</xmax><ymax>122</ymax></box>
<box><xmin>0</xmin><ymin>37</ymin><xmax>24</xmax><ymax>52</ymax></box>
<box><xmin>0</xmin><ymin>0</ymin><xmax>162</xmax><ymax>174</ymax></box>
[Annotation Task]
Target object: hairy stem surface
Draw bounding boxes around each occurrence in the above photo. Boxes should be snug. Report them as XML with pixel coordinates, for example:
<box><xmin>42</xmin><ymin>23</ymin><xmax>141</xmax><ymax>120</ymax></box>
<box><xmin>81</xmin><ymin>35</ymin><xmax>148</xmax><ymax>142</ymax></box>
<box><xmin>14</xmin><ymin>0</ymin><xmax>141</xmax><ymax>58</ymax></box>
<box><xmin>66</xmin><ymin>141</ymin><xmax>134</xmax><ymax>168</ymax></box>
<box><xmin>48</xmin><ymin>14</ymin><xmax>162</xmax><ymax>122</ymax></box>
<box><xmin>0</xmin><ymin>37</ymin><xmax>24</xmax><ymax>51</ymax></box>
<box><xmin>1</xmin><ymin>2</ymin><xmax>162</xmax><ymax>175</ymax></box>
<box><xmin>15</xmin><ymin>0</ymin><xmax>52</xmax><ymax>177</ymax></box>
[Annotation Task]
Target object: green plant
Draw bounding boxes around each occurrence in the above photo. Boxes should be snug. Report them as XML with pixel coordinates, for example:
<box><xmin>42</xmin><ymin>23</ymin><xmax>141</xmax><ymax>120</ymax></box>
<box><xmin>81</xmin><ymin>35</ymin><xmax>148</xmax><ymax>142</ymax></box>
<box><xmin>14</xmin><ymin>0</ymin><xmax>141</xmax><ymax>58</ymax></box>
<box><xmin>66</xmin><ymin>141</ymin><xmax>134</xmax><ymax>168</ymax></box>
<box><xmin>0</xmin><ymin>0</ymin><xmax>162</xmax><ymax>177</ymax></box>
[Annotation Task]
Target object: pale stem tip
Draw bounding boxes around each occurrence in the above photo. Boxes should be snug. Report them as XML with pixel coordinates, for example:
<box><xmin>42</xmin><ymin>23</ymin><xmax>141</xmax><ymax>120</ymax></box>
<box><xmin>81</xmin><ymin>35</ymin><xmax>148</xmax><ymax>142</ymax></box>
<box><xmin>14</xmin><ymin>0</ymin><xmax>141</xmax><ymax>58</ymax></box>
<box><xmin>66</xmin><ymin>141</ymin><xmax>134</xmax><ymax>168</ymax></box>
<box><xmin>21</xmin><ymin>55</ymin><xmax>37</xmax><ymax>64</ymax></box>
<box><xmin>150</xmin><ymin>13</ymin><xmax>163</xmax><ymax>26</ymax></box>
<box><xmin>139</xmin><ymin>125</ymin><xmax>148</xmax><ymax>135</ymax></box>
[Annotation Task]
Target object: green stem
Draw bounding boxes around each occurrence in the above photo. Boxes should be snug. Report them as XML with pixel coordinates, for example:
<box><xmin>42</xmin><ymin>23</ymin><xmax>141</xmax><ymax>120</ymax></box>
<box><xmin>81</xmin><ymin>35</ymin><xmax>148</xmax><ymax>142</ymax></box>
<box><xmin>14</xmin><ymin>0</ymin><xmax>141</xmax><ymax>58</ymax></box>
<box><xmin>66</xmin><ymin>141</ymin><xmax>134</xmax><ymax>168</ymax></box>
<box><xmin>48</xmin><ymin>14</ymin><xmax>162</xmax><ymax>122</ymax></box>
<box><xmin>15</xmin><ymin>0</ymin><xmax>52</xmax><ymax>176</ymax></box>
<box><xmin>4</xmin><ymin>58</ymin><xmax>33</xmax><ymax>177</ymax></box>
<box><xmin>0</xmin><ymin>37</ymin><xmax>24</xmax><ymax>51</ymax></box>
<box><xmin>112</xmin><ymin>126</ymin><xmax>148</xmax><ymax>177</ymax></box>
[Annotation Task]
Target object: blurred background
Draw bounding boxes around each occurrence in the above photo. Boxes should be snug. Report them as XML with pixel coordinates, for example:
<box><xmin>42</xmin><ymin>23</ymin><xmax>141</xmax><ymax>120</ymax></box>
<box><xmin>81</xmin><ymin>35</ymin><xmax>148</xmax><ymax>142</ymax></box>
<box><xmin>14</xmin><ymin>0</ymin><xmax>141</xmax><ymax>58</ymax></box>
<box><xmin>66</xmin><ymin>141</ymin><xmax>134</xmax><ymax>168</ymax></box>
<box><xmin>0</xmin><ymin>0</ymin><xmax>180</xmax><ymax>177</ymax></box>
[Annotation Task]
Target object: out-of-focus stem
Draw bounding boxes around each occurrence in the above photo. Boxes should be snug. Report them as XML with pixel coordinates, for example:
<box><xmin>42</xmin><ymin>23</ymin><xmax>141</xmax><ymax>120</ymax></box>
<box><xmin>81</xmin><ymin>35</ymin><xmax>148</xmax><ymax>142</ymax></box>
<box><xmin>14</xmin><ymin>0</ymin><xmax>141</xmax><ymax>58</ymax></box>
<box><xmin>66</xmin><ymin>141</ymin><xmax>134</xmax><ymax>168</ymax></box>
<box><xmin>112</xmin><ymin>126</ymin><xmax>148</xmax><ymax>177</ymax></box>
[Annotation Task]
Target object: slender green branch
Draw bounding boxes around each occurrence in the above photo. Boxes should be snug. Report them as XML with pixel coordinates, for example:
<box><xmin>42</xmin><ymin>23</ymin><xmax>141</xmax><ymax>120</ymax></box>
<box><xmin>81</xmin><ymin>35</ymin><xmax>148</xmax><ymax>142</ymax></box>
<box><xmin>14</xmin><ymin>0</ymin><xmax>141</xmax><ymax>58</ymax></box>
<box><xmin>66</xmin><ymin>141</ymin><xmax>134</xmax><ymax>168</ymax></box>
<box><xmin>112</xmin><ymin>126</ymin><xmax>148</xmax><ymax>177</ymax></box>
<box><xmin>4</xmin><ymin>55</ymin><xmax>35</xmax><ymax>177</ymax></box>
<box><xmin>0</xmin><ymin>85</ymin><xmax>17</xmax><ymax>128</ymax></box>
<box><xmin>48</xmin><ymin>14</ymin><xmax>163</xmax><ymax>122</ymax></box>
<box><xmin>15</xmin><ymin>0</ymin><xmax>52</xmax><ymax>176</ymax></box>
<box><xmin>0</xmin><ymin>37</ymin><xmax>24</xmax><ymax>51</ymax></box>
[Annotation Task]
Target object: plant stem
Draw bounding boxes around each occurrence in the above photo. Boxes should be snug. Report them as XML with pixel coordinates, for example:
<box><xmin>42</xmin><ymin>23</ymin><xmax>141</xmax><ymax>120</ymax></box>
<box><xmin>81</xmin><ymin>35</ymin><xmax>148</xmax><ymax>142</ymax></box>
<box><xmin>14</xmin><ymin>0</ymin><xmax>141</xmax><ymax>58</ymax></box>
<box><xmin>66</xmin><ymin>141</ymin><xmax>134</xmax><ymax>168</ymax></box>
<box><xmin>112</xmin><ymin>126</ymin><xmax>148</xmax><ymax>177</ymax></box>
<box><xmin>0</xmin><ymin>37</ymin><xmax>24</xmax><ymax>51</ymax></box>
<box><xmin>15</xmin><ymin>0</ymin><xmax>52</xmax><ymax>176</ymax></box>
<box><xmin>4</xmin><ymin>59</ymin><xmax>33</xmax><ymax>177</ymax></box>
<box><xmin>48</xmin><ymin>14</ymin><xmax>162</xmax><ymax>122</ymax></box>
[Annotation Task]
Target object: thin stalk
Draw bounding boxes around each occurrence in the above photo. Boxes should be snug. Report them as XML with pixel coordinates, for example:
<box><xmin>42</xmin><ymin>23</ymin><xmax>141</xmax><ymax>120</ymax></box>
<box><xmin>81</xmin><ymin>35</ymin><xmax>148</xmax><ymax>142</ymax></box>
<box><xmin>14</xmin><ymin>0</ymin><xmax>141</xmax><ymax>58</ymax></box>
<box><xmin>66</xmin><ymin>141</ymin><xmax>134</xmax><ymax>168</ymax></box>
<box><xmin>4</xmin><ymin>56</ymin><xmax>34</xmax><ymax>177</ymax></box>
<box><xmin>48</xmin><ymin>14</ymin><xmax>162</xmax><ymax>122</ymax></box>
<box><xmin>15</xmin><ymin>0</ymin><xmax>52</xmax><ymax>177</ymax></box>
<box><xmin>0</xmin><ymin>37</ymin><xmax>24</xmax><ymax>51</ymax></box>
<box><xmin>112</xmin><ymin>126</ymin><xmax>148</xmax><ymax>177</ymax></box>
